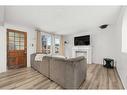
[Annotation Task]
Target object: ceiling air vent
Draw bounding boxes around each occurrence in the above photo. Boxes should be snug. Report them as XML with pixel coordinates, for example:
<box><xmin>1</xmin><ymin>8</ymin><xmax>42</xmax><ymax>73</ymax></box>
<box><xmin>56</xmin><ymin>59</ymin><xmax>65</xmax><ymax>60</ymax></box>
<box><xmin>99</xmin><ymin>24</ymin><xmax>108</xmax><ymax>29</ymax></box>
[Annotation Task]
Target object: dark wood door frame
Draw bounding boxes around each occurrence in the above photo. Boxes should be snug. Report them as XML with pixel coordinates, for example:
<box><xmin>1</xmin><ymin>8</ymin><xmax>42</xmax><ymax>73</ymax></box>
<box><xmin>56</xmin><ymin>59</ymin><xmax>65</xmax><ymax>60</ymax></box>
<box><xmin>7</xmin><ymin>29</ymin><xmax>27</xmax><ymax>69</ymax></box>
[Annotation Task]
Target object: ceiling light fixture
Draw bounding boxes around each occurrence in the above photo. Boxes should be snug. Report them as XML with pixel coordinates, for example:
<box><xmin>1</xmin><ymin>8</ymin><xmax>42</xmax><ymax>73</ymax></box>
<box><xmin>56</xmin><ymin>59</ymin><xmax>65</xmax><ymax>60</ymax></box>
<box><xmin>99</xmin><ymin>24</ymin><xmax>109</xmax><ymax>29</ymax></box>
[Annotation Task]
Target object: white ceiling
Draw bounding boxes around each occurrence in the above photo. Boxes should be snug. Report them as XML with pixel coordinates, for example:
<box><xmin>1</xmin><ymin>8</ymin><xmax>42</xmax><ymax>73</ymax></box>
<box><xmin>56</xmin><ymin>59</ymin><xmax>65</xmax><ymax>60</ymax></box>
<box><xmin>5</xmin><ymin>6</ymin><xmax>121</xmax><ymax>35</ymax></box>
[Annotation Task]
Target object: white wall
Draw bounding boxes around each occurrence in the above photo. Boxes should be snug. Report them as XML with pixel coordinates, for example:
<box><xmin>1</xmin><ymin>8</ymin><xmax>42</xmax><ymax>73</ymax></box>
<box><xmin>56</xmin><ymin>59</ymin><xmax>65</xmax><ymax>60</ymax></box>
<box><xmin>114</xmin><ymin>7</ymin><xmax>127</xmax><ymax>89</ymax></box>
<box><xmin>0</xmin><ymin>26</ymin><xmax>6</xmax><ymax>73</ymax></box>
<box><xmin>64</xmin><ymin>25</ymin><xmax>117</xmax><ymax>64</ymax></box>
<box><xmin>0</xmin><ymin>23</ymin><xmax>36</xmax><ymax>73</ymax></box>
<box><xmin>0</xmin><ymin>6</ymin><xmax>4</xmax><ymax>26</ymax></box>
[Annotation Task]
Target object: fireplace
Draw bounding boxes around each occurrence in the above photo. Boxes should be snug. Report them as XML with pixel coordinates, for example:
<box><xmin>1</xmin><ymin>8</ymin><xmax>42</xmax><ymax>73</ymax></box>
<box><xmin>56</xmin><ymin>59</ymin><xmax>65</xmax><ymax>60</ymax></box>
<box><xmin>76</xmin><ymin>51</ymin><xmax>87</xmax><ymax>58</ymax></box>
<box><xmin>72</xmin><ymin>46</ymin><xmax>92</xmax><ymax>64</ymax></box>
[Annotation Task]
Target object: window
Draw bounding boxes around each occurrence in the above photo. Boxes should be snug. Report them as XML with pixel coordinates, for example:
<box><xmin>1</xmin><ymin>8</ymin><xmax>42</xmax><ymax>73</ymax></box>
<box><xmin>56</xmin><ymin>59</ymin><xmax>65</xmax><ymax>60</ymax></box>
<box><xmin>54</xmin><ymin>36</ymin><xmax>61</xmax><ymax>54</ymax></box>
<box><xmin>41</xmin><ymin>33</ymin><xmax>51</xmax><ymax>54</ymax></box>
<box><xmin>40</xmin><ymin>32</ymin><xmax>62</xmax><ymax>55</ymax></box>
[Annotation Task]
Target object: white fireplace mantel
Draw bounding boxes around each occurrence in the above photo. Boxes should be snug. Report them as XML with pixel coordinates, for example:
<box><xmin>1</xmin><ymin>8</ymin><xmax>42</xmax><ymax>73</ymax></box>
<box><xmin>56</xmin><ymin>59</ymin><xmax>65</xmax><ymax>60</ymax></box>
<box><xmin>72</xmin><ymin>46</ymin><xmax>92</xmax><ymax>64</ymax></box>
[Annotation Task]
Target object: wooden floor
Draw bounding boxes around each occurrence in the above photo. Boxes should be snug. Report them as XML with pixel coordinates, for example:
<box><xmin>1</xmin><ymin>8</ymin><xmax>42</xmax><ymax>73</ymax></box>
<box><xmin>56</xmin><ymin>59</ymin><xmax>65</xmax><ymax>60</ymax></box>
<box><xmin>0</xmin><ymin>64</ymin><xmax>124</xmax><ymax>89</ymax></box>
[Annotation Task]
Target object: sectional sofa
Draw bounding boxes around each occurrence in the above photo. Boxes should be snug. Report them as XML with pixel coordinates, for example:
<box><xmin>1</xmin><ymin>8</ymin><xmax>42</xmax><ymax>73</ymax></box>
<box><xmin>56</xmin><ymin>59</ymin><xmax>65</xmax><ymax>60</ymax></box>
<box><xmin>30</xmin><ymin>53</ymin><xmax>87</xmax><ymax>89</ymax></box>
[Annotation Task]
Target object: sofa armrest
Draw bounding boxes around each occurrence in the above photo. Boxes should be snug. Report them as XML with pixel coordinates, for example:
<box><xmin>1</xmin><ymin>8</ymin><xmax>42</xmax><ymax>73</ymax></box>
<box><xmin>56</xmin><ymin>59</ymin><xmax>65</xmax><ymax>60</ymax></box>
<box><xmin>73</xmin><ymin>58</ymin><xmax>87</xmax><ymax>88</ymax></box>
<box><xmin>65</xmin><ymin>57</ymin><xmax>87</xmax><ymax>89</ymax></box>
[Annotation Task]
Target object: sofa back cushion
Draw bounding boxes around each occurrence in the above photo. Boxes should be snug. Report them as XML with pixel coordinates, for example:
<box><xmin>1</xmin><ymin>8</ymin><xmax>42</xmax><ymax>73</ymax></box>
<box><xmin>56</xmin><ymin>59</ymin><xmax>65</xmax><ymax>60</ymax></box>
<box><xmin>50</xmin><ymin>57</ymin><xmax>66</xmax><ymax>87</ymax></box>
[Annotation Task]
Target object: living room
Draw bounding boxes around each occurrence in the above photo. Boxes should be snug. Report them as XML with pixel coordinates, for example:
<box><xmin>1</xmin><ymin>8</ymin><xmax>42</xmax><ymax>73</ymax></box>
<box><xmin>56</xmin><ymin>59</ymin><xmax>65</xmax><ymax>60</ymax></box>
<box><xmin>0</xmin><ymin>6</ymin><xmax>127</xmax><ymax>89</ymax></box>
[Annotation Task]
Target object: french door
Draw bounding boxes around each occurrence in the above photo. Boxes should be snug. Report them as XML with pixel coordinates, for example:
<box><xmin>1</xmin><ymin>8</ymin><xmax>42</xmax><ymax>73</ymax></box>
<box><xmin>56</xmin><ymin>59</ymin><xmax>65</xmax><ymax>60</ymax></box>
<box><xmin>7</xmin><ymin>29</ymin><xmax>27</xmax><ymax>69</ymax></box>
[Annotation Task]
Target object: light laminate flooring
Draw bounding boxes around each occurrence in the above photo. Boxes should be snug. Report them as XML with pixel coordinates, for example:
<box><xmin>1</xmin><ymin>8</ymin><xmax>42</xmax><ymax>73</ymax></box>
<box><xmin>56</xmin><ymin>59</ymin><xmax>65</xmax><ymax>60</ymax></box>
<box><xmin>0</xmin><ymin>64</ymin><xmax>124</xmax><ymax>89</ymax></box>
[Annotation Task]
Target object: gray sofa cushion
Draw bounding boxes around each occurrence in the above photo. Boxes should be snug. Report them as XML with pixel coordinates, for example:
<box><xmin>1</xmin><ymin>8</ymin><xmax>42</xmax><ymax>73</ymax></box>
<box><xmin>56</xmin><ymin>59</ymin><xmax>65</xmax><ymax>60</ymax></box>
<box><xmin>39</xmin><ymin>56</ymin><xmax>51</xmax><ymax>77</ymax></box>
<box><xmin>50</xmin><ymin>57</ymin><xmax>66</xmax><ymax>87</ymax></box>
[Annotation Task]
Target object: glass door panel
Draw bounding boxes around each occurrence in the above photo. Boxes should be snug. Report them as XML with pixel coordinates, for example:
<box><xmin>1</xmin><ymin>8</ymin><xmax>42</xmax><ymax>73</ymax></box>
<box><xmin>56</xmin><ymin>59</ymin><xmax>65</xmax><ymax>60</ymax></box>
<box><xmin>20</xmin><ymin>37</ymin><xmax>24</xmax><ymax>42</ymax></box>
<box><xmin>20</xmin><ymin>45</ymin><xmax>24</xmax><ymax>50</ymax></box>
<box><xmin>9</xmin><ymin>37</ymin><xmax>14</xmax><ymax>41</ymax></box>
<box><xmin>15</xmin><ymin>32</ymin><xmax>19</xmax><ymax>37</ymax></box>
<box><xmin>15</xmin><ymin>41</ymin><xmax>20</xmax><ymax>46</ymax></box>
<box><xmin>8</xmin><ymin>43</ymin><xmax>15</xmax><ymax>50</ymax></box>
<box><xmin>9</xmin><ymin>32</ymin><xmax>14</xmax><ymax>37</ymax></box>
<box><xmin>15</xmin><ymin>45</ymin><xmax>20</xmax><ymax>50</ymax></box>
<box><xmin>20</xmin><ymin>42</ymin><xmax>24</xmax><ymax>46</ymax></box>
<box><xmin>15</xmin><ymin>37</ymin><xmax>20</xmax><ymax>42</ymax></box>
